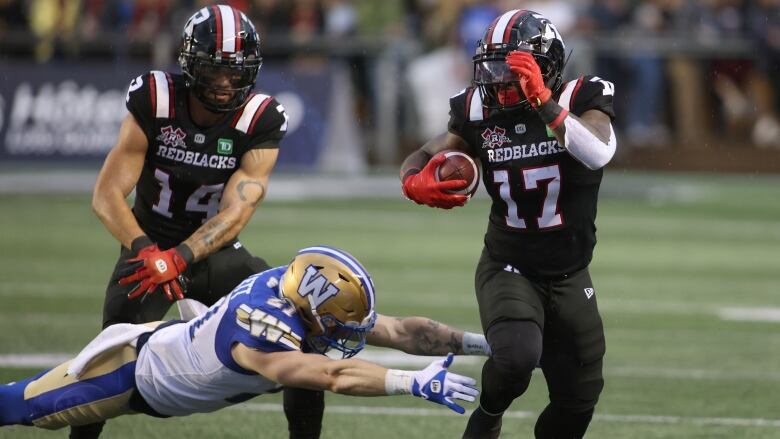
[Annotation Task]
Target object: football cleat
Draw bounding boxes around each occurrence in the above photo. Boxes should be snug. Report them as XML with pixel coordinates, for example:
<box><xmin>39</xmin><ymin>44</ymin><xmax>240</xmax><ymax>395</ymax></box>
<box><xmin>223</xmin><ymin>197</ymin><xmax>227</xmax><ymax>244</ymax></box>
<box><xmin>280</xmin><ymin>246</ymin><xmax>376</xmax><ymax>358</ymax></box>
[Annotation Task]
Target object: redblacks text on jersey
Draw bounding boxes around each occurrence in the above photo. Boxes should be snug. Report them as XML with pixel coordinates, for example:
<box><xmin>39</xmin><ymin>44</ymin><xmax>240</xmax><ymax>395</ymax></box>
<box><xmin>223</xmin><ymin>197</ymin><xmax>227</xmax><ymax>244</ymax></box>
<box><xmin>125</xmin><ymin>71</ymin><xmax>288</xmax><ymax>247</ymax></box>
<box><xmin>449</xmin><ymin>75</ymin><xmax>615</xmax><ymax>277</ymax></box>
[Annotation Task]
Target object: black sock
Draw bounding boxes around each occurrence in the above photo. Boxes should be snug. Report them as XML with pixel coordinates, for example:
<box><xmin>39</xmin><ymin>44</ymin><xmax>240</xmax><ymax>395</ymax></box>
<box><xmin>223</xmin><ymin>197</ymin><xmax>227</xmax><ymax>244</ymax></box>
<box><xmin>283</xmin><ymin>387</ymin><xmax>324</xmax><ymax>439</ymax></box>
<box><xmin>534</xmin><ymin>404</ymin><xmax>594</xmax><ymax>439</ymax></box>
<box><xmin>69</xmin><ymin>422</ymin><xmax>105</xmax><ymax>439</ymax></box>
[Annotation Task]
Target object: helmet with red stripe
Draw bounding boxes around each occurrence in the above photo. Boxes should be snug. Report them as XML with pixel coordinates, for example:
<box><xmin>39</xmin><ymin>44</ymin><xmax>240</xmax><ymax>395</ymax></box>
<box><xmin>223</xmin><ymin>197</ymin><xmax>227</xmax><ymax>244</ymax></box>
<box><xmin>179</xmin><ymin>5</ymin><xmax>262</xmax><ymax>112</ymax></box>
<box><xmin>473</xmin><ymin>10</ymin><xmax>566</xmax><ymax>110</ymax></box>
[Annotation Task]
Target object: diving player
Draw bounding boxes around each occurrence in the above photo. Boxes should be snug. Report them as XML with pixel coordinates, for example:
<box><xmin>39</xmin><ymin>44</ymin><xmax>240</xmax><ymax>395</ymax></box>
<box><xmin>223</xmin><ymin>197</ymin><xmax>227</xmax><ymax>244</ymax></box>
<box><xmin>0</xmin><ymin>246</ymin><xmax>482</xmax><ymax>432</ymax></box>
<box><xmin>400</xmin><ymin>10</ymin><xmax>616</xmax><ymax>439</ymax></box>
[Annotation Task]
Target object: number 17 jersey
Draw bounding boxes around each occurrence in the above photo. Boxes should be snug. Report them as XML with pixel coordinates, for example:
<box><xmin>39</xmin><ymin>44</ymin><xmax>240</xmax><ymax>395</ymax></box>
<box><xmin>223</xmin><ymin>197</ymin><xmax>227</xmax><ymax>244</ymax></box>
<box><xmin>449</xmin><ymin>76</ymin><xmax>615</xmax><ymax>278</ymax></box>
<box><xmin>125</xmin><ymin>71</ymin><xmax>288</xmax><ymax>248</ymax></box>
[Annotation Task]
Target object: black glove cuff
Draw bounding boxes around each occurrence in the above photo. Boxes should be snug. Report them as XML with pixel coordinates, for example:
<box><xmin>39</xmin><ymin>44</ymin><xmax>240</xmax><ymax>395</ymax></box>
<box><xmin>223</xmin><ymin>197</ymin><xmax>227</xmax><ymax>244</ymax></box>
<box><xmin>536</xmin><ymin>100</ymin><xmax>569</xmax><ymax>130</ymax></box>
<box><xmin>175</xmin><ymin>243</ymin><xmax>195</xmax><ymax>265</ymax></box>
<box><xmin>130</xmin><ymin>235</ymin><xmax>154</xmax><ymax>253</ymax></box>
<box><xmin>401</xmin><ymin>168</ymin><xmax>421</xmax><ymax>184</ymax></box>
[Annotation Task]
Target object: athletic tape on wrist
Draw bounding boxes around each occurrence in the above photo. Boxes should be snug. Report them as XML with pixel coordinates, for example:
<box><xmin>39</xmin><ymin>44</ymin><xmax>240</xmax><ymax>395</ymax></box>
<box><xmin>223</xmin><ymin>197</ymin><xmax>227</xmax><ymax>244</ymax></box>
<box><xmin>462</xmin><ymin>332</ymin><xmax>491</xmax><ymax>356</ymax></box>
<box><xmin>384</xmin><ymin>369</ymin><xmax>414</xmax><ymax>395</ymax></box>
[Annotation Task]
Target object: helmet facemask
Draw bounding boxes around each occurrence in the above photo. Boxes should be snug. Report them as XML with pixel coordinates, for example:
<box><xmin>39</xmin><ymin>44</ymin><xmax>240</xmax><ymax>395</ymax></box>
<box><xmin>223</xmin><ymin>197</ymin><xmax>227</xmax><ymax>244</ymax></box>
<box><xmin>178</xmin><ymin>6</ymin><xmax>263</xmax><ymax>113</ymax></box>
<box><xmin>180</xmin><ymin>50</ymin><xmax>262</xmax><ymax>113</ymax></box>
<box><xmin>472</xmin><ymin>12</ymin><xmax>566</xmax><ymax>111</ymax></box>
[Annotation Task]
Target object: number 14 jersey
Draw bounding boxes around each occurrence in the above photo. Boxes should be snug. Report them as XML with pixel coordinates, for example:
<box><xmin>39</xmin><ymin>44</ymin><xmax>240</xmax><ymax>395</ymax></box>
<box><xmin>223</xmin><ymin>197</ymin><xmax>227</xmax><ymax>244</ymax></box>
<box><xmin>448</xmin><ymin>76</ymin><xmax>615</xmax><ymax>278</ymax></box>
<box><xmin>125</xmin><ymin>70</ymin><xmax>288</xmax><ymax>248</ymax></box>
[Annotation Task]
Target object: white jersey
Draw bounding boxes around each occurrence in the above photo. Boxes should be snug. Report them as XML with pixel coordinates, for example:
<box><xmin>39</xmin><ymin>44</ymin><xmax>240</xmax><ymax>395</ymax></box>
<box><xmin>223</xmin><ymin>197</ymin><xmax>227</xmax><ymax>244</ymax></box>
<box><xmin>134</xmin><ymin>267</ymin><xmax>306</xmax><ymax>416</ymax></box>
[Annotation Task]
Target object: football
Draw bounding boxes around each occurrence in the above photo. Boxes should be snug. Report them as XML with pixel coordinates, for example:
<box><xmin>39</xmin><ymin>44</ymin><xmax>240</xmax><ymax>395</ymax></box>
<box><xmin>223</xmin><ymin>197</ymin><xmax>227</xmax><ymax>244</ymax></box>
<box><xmin>433</xmin><ymin>150</ymin><xmax>479</xmax><ymax>196</ymax></box>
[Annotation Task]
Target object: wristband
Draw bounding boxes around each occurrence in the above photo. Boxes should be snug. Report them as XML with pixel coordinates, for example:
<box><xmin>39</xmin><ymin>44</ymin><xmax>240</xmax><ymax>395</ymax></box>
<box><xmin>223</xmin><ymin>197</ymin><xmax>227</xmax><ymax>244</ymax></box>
<box><xmin>462</xmin><ymin>332</ymin><xmax>491</xmax><ymax>356</ymax></box>
<box><xmin>536</xmin><ymin>100</ymin><xmax>569</xmax><ymax>130</ymax></box>
<box><xmin>174</xmin><ymin>243</ymin><xmax>195</xmax><ymax>265</ymax></box>
<box><xmin>130</xmin><ymin>235</ymin><xmax>154</xmax><ymax>253</ymax></box>
<box><xmin>384</xmin><ymin>369</ymin><xmax>414</xmax><ymax>395</ymax></box>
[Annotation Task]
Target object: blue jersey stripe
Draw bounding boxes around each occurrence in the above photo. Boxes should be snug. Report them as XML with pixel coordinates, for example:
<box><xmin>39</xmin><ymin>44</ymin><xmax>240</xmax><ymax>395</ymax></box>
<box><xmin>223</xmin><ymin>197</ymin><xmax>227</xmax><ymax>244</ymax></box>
<box><xmin>27</xmin><ymin>361</ymin><xmax>136</xmax><ymax>422</ymax></box>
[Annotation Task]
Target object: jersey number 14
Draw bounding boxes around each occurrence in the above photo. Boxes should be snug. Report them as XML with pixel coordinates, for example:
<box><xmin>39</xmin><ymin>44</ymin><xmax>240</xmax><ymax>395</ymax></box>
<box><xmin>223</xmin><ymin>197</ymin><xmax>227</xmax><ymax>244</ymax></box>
<box><xmin>152</xmin><ymin>168</ymin><xmax>223</xmax><ymax>221</ymax></box>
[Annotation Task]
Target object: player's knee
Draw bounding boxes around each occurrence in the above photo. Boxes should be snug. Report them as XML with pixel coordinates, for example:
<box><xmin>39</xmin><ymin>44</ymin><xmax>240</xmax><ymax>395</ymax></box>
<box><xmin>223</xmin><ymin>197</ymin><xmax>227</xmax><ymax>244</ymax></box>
<box><xmin>487</xmin><ymin>320</ymin><xmax>542</xmax><ymax>378</ymax></box>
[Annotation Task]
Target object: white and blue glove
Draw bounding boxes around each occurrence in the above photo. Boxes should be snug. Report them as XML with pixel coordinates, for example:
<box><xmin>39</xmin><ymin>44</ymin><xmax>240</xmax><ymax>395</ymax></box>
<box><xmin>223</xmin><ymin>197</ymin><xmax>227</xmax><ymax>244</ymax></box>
<box><xmin>384</xmin><ymin>353</ymin><xmax>479</xmax><ymax>414</ymax></box>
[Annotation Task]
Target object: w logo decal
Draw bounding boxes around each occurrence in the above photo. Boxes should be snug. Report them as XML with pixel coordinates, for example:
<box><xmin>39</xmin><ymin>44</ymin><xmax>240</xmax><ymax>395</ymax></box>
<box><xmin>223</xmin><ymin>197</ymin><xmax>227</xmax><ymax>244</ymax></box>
<box><xmin>298</xmin><ymin>265</ymin><xmax>339</xmax><ymax>307</ymax></box>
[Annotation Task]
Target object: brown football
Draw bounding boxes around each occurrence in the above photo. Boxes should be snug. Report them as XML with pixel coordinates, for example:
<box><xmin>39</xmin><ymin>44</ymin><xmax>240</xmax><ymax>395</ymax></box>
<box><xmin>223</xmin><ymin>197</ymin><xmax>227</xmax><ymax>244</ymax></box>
<box><xmin>433</xmin><ymin>150</ymin><xmax>479</xmax><ymax>196</ymax></box>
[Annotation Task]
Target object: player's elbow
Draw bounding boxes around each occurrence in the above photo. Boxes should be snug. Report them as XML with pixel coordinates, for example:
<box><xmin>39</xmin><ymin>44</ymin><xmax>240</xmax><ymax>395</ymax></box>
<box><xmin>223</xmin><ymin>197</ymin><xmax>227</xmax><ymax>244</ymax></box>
<box><xmin>91</xmin><ymin>190</ymin><xmax>110</xmax><ymax>221</ymax></box>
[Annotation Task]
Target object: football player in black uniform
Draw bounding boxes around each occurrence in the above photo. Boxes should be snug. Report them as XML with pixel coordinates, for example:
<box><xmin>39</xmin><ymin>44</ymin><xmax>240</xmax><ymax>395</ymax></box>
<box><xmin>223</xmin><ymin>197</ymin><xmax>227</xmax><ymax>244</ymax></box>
<box><xmin>400</xmin><ymin>10</ymin><xmax>616</xmax><ymax>439</ymax></box>
<box><xmin>84</xmin><ymin>5</ymin><xmax>319</xmax><ymax>439</ymax></box>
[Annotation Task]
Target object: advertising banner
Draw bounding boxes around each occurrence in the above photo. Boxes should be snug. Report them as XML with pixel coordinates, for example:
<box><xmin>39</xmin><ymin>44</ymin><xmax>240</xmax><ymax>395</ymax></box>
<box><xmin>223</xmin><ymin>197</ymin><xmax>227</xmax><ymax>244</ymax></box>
<box><xmin>0</xmin><ymin>61</ymin><xmax>333</xmax><ymax>168</ymax></box>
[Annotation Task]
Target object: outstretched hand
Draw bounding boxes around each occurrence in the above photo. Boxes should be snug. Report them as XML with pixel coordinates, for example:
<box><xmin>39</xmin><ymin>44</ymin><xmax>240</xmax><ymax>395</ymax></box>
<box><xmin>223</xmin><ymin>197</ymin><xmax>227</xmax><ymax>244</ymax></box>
<box><xmin>402</xmin><ymin>154</ymin><xmax>468</xmax><ymax>209</ymax></box>
<box><xmin>411</xmin><ymin>353</ymin><xmax>479</xmax><ymax>414</ymax></box>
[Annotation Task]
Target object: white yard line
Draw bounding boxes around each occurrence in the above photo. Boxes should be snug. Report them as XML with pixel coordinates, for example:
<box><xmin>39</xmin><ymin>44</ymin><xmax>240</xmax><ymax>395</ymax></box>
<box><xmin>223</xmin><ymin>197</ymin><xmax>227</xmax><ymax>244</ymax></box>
<box><xmin>718</xmin><ymin>307</ymin><xmax>780</xmax><ymax>323</ymax></box>
<box><xmin>3</xmin><ymin>351</ymin><xmax>780</xmax><ymax>383</ymax></box>
<box><xmin>234</xmin><ymin>403</ymin><xmax>780</xmax><ymax>428</ymax></box>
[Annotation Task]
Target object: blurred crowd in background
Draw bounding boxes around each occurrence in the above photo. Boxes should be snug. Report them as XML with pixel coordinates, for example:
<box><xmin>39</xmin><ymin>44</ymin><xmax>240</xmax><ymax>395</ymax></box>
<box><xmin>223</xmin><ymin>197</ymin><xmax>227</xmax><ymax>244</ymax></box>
<box><xmin>1</xmin><ymin>0</ymin><xmax>780</xmax><ymax>160</ymax></box>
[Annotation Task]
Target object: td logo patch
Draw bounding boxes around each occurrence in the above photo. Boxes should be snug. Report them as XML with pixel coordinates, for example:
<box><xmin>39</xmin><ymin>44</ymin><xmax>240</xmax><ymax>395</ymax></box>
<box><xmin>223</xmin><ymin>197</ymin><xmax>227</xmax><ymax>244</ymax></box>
<box><xmin>430</xmin><ymin>380</ymin><xmax>442</xmax><ymax>394</ymax></box>
<box><xmin>217</xmin><ymin>138</ymin><xmax>233</xmax><ymax>155</ymax></box>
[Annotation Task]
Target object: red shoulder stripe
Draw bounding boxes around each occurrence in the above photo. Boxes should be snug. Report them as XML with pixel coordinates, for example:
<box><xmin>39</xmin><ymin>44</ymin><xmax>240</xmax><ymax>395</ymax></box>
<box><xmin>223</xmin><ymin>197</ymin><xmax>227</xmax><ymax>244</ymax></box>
<box><xmin>569</xmin><ymin>77</ymin><xmax>585</xmax><ymax>110</ymax></box>
<box><xmin>464</xmin><ymin>88</ymin><xmax>474</xmax><ymax>121</ymax></box>
<box><xmin>248</xmin><ymin>97</ymin><xmax>273</xmax><ymax>134</ymax></box>
<box><xmin>149</xmin><ymin>73</ymin><xmax>157</xmax><ymax>119</ymax></box>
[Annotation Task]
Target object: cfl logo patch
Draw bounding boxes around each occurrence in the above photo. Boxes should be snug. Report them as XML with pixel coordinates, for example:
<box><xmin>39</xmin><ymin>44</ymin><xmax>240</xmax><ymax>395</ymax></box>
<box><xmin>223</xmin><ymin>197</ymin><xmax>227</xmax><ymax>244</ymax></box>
<box><xmin>584</xmin><ymin>288</ymin><xmax>594</xmax><ymax>299</ymax></box>
<box><xmin>155</xmin><ymin>259</ymin><xmax>168</xmax><ymax>273</ymax></box>
<box><xmin>430</xmin><ymin>380</ymin><xmax>442</xmax><ymax>394</ymax></box>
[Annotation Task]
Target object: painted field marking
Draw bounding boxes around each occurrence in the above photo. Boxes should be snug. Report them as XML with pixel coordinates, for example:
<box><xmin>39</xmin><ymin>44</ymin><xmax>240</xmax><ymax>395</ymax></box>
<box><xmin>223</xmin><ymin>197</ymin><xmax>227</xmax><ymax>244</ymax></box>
<box><xmin>719</xmin><ymin>307</ymin><xmax>780</xmax><ymax>323</ymax></box>
<box><xmin>3</xmin><ymin>352</ymin><xmax>780</xmax><ymax>383</ymax></box>
<box><xmin>233</xmin><ymin>403</ymin><xmax>780</xmax><ymax>428</ymax></box>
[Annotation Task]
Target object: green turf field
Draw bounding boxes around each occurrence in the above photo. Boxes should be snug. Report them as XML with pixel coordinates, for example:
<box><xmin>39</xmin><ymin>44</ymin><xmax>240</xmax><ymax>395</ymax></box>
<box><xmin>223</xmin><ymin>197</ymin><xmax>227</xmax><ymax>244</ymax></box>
<box><xmin>1</xmin><ymin>171</ymin><xmax>779</xmax><ymax>438</ymax></box>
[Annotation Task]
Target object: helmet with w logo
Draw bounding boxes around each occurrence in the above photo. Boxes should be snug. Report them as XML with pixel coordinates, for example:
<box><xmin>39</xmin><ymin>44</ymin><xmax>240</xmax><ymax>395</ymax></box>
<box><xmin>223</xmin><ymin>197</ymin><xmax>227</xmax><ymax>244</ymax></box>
<box><xmin>280</xmin><ymin>246</ymin><xmax>377</xmax><ymax>358</ymax></box>
<box><xmin>179</xmin><ymin>5</ymin><xmax>262</xmax><ymax>112</ymax></box>
<box><xmin>473</xmin><ymin>10</ymin><xmax>566</xmax><ymax>110</ymax></box>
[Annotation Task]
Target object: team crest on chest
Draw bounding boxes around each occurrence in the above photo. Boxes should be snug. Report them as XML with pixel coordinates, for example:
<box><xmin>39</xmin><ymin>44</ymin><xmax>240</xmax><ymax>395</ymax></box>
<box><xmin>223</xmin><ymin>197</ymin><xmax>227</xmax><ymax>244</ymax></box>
<box><xmin>157</xmin><ymin>125</ymin><xmax>187</xmax><ymax>148</ymax></box>
<box><xmin>481</xmin><ymin>126</ymin><xmax>511</xmax><ymax>149</ymax></box>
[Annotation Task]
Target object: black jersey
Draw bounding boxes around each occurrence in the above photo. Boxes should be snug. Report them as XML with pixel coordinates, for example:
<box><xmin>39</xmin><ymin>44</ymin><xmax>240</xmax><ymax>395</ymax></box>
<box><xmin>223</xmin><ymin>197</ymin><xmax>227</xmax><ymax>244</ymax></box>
<box><xmin>449</xmin><ymin>76</ymin><xmax>615</xmax><ymax>277</ymax></box>
<box><xmin>125</xmin><ymin>70</ymin><xmax>287</xmax><ymax>248</ymax></box>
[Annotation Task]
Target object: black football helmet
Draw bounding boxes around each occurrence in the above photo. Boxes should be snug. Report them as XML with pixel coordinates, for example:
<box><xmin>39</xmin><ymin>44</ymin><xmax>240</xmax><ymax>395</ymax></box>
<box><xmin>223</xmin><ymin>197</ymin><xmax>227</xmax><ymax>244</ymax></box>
<box><xmin>179</xmin><ymin>5</ymin><xmax>262</xmax><ymax>112</ymax></box>
<box><xmin>473</xmin><ymin>10</ymin><xmax>566</xmax><ymax>110</ymax></box>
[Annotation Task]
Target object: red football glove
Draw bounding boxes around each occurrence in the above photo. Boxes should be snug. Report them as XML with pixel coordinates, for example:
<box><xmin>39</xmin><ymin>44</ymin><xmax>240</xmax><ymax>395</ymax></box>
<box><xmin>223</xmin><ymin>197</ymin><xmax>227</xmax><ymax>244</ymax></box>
<box><xmin>118</xmin><ymin>245</ymin><xmax>193</xmax><ymax>301</ymax></box>
<box><xmin>402</xmin><ymin>154</ymin><xmax>468</xmax><ymax>209</ymax></box>
<box><xmin>506</xmin><ymin>51</ymin><xmax>551</xmax><ymax>108</ymax></box>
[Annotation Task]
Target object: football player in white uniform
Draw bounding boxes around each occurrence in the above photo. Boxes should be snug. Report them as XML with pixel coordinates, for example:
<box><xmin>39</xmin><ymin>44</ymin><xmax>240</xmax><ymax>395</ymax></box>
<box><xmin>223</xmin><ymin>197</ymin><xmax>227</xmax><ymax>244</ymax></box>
<box><xmin>0</xmin><ymin>246</ymin><xmax>486</xmax><ymax>431</ymax></box>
